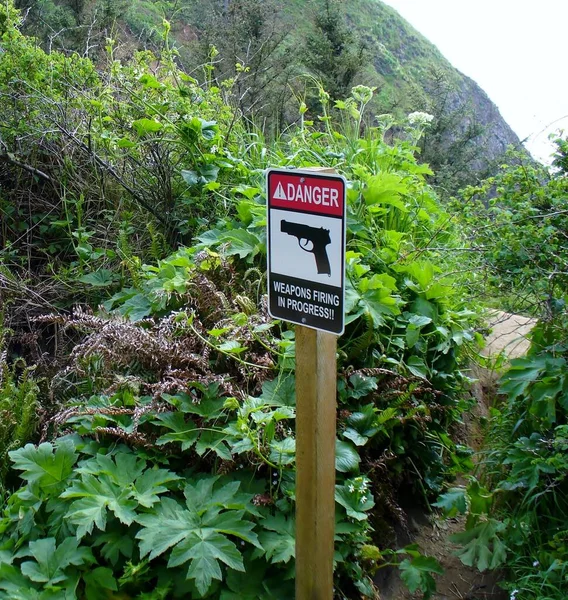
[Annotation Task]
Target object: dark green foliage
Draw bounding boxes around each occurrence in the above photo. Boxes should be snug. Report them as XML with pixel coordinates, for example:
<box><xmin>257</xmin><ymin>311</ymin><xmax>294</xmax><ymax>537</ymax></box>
<box><xmin>187</xmin><ymin>0</ymin><xmax>295</xmax><ymax>127</ymax></box>
<box><xmin>0</xmin><ymin>2</ymin><xmax>485</xmax><ymax>597</ymax></box>
<box><xmin>302</xmin><ymin>0</ymin><xmax>365</xmax><ymax>101</ymax></box>
<box><xmin>0</xmin><ymin>361</ymin><xmax>39</xmax><ymax>487</ymax></box>
<box><xmin>438</xmin><ymin>136</ymin><xmax>568</xmax><ymax>599</ymax></box>
<box><xmin>452</xmin><ymin>140</ymin><xmax>568</xmax><ymax>313</ymax></box>
<box><xmin>0</xmin><ymin>313</ymin><xmax>40</xmax><ymax>489</ymax></box>
<box><xmin>419</xmin><ymin>68</ymin><xmax>487</xmax><ymax>191</ymax></box>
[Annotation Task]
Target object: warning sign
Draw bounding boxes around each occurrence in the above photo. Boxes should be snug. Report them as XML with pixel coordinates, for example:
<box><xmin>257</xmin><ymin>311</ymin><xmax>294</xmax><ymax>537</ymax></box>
<box><xmin>267</xmin><ymin>168</ymin><xmax>346</xmax><ymax>335</ymax></box>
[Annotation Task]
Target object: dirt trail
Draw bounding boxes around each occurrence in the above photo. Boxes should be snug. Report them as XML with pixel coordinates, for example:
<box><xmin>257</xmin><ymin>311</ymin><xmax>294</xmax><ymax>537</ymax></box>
<box><xmin>378</xmin><ymin>312</ymin><xmax>536</xmax><ymax>600</ymax></box>
<box><xmin>482</xmin><ymin>311</ymin><xmax>535</xmax><ymax>359</ymax></box>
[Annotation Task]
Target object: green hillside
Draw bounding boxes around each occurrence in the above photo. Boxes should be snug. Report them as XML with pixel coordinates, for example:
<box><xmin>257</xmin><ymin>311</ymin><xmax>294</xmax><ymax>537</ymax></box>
<box><xmin>2</xmin><ymin>2</ymin><xmax>568</xmax><ymax>599</ymax></box>
<box><xmin>16</xmin><ymin>0</ymin><xmax>520</xmax><ymax>190</ymax></box>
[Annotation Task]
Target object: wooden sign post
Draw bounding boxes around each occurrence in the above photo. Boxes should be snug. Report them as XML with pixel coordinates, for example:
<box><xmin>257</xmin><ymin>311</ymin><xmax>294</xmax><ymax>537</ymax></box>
<box><xmin>266</xmin><ymin>166</ymin><xmax>345</xmax><ymax>599</ymax></box>
<box><xmin>295</xmin><ymin>326</ymin><xmax>337</xmax><ymax>599</ymax></box>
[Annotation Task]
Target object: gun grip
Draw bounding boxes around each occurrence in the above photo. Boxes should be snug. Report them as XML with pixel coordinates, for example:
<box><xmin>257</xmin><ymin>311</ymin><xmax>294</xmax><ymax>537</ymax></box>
<box><xmin>315</xmin><ymin>250</ymin><xmax>331</xmax><ymax>276</ymax></box>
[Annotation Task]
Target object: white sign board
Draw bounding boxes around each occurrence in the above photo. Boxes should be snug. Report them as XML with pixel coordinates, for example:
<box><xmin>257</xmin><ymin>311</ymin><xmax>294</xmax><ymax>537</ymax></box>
<box><xmin>267</xmin><ymin>169</ymin><xmax>346</xmax><ymax>335</ymax></box>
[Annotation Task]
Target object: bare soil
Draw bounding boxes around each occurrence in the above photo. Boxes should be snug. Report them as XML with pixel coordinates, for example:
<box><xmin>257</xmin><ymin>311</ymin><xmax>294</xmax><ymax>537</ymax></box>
<box><xmin>376</xmin><ymin>312</ymin><xmax>535</xmax><ymax>600</ymax></box>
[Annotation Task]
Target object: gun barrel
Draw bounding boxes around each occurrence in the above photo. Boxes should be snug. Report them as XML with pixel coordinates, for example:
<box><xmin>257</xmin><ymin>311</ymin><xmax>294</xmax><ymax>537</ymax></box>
<box><xmin>281</xmin><ymin>220</ymin><xmax>330</xmax><ymax>244</ymax></box>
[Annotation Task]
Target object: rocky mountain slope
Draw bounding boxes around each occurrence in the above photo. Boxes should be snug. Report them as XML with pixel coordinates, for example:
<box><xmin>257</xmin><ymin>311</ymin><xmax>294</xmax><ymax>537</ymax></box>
<box><xmin>342</xmin><ymin>0</ymin><xmax>521</xmax><ymax>176</ymax></box>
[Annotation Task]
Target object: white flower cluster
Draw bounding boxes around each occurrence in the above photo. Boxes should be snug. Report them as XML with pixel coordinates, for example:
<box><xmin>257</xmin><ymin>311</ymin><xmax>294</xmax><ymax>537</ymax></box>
<box><xmin>347</xmin><ymin>476</ymin><xmax>371</xmax><ymax>504</ymax></box>
<box><xmin>407</xmin><ymin>111</ymin><xmax>434</xmax><ymax>126</ymax></box>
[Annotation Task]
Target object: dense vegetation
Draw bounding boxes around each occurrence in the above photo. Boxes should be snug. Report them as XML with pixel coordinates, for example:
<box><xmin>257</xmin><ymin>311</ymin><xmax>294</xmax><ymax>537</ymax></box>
<box><xmin>1</xmin><ymin>1</ymin><xmax>566</xmax><ymax>599</ymax></box>
<box><xmin>436</xmin><ymin>142</ymin><xmax>568</xmax><ymax>600</ymax></box>
<box><xmin>0</xmin><ymin>3</ymin><xmax>481</xmax><ymax>598</ymax></box>
<box><xmin>14</xmin><ymin>0</ymin><xmax>521</xmax><ymax>192</ymax></box>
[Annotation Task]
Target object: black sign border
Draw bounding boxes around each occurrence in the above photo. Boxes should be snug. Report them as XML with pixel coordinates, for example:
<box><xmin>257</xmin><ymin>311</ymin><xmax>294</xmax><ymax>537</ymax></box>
<box><xmin>266</xmin><ymin>168</ymin><xmax>347</xmax><ymax>336</ymax></box>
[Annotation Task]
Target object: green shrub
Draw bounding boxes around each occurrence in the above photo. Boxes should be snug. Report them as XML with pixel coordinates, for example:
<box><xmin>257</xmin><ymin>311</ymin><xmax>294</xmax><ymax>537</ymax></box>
<box><xmin>0</xmin><ymin>353</ymin><xmax>40</xmax><ymax>488</ymax></box>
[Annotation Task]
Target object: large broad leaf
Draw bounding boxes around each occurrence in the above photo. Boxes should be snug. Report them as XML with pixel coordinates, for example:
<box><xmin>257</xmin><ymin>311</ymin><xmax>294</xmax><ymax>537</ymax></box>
<box><xmin>433</xmin><ymin>487</ymin><xmax>467</xmax><ymax>517</ymax></box>
<box><xmin>136</xmin><ymin>479</ymin><xmax>261</xmax><ymax>596</ymax></box>
<box><xmin>450</xmin><ymin>519</ymin><xmax>507</xmax><ymax>572</ymax></box>
<box><xmin>335</xmin><ymin>484</ymin><xmax>374</xmax><ymax>520</ymax></box>
<box><xmin>61</xmin><ymin>474</ymin><xmax>139</xmax><ymax>538</ymax></box>
<box><xmin>83</xmin><ymin>567</ymin><xmax>118</xmax><ymax>600</ymax></box>
<box><xmin>256</xmin><ymin>514</ymin><xmax>295</xmax><ymax>564</ymax></box>
<box><xmin>117</xmin><ymin>293</ymin><xmax>153</xmax><ymax>321</ymax></box>
<box><xmin>61</xmin><ymin>451</ymin><xmax>178</xmax><ymax>538</ymax></box>
<box><xmin>195</xmin><ymin>430</ymin><xmax>233</xmax><ymax>460</ymax></box>
<box><xmin>335</xmin><ymin>440</ymin><xmax>360</xmax><ymax>473</ymax></box>
<box><xmin>348</xmin><ymin>374</ymin><xmax>378</xmax><ymax>399</ymax></box>
<box><xmin>92</xmin><ymin>530</ymin><xmax>133</xmax><ymax>566</ymax></box>
<box><xmin>0</xmin><ymin>564</ymin><xmax>43</xmax><ymax>599</ymax></box>
<box><xmin>78</xmin><ymin>269</ymin><xmax>118</xmax><ymax>287</ymax></box>
<box><xmin>163</xmin><ymin>387</ymin><xmax>226</xmax><ymax>419</ymax></box>
<box><xmin>132</xmin><ymin>118</ymin><xmax>163</xmax><ymax>136</ymax></box>
<box><xmin>223</xmin><ymin>558</ymin><xmax>270</xmax><ymax>599</ymax></box>
<box><xmin>20</xmin><ymin>537</ymin><xmax>94</xmax><ymax>587</ymax></box>
<box><xmin>222</xmin><ymin>229</ymin><xmax>263</xmax><ymax>260</ymax></box>
<box><xmin>154</xmin><ymin>412</ymin><xmax>199</xmax><ymax>450</ymax></box>
<box><xmin>350</xmin><ymin>277</ymin><xmax>401</xmax><ymax>327</ymax></box>
<box><xmin>260</xmin><ymin>375</ymin><xmax>296</xmax><ymax>407</ymax></box>
<box><xmin>363</xmin><ymin>173</ymin><xmax>409</xmax><ymax>210</ymax></box>
<box><xmin>343</xmin><ymin>403</ymin><xmax>379</xmax><ymax>446</ymax></box>
<box><xmin>399</xmin><ymin>554</ymin><xmax>443</xmax><ymax>599</ymax></box>
<box><xmin>406</xmin><ymin>356</ymin><xmax>430</xmax><ymax>380</ymax></box>
<box><xmin>9</xmin><ymin>440</ymin><xmax>77</xmax><ymax>492</ymax></box>
<box><xmin>269</xmin><ymin>438</ymin><xmax>296</xmax><ymax>466</ymax></box>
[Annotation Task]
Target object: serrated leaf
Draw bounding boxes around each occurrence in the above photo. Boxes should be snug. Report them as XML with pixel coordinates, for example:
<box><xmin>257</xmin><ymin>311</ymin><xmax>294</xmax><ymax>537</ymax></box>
<box><xmin>163</xmin><ymin>391</ymin><xmax>225</xmax><ymax>419</ymax></box>
<box><xmin>257</xmin><ymin>514</ymin><xmax>295</xmax><ymax>564</ymax></box>
<box><xmin>136</xmin><ymin>479</ymin><xmax>259</xmax><ymax>596</ymax></box>
<box><xmin>20</xmin><ymin>537</ymin><xmax>94</xmax><ymax>586</ymax></box>
<box><xmin>433</xmin><ymin>488</ymin><xmax>467</xmax><ymax>517</ymax></box>
<box><xmin>450</xmin><ymin>519</ymin><xmax>507</xmax><ymax>572</ymax></box>
<box><xmin>9</xmin><ymin>440</ymin><xmax>77</xmax><ymax>491</ymax></box>
<box><xmin>62</xmin><ymin>474</ymin><xmax>138</xmax><ymax>538</ymax></box>
<box><xmin>78</xmin><ymin>269</ymin><xmax>117</xmax><ymax>287</ymax></box>
<box><xmin>358</xmin><ymin>287</ymin><xmax>400</xmax><ymax>327</ymax></box>
<box><xmin>154</xmin><ymin>412</ymin><xmax>199</xmax><ymax>450</ymax></box>
<box><xmin>195</xmin><ymin>430</ymin><xmax>232</xmax><ymax>460</ymax></box>
<box><xmin>0</xmin><ymin>564</ymin><xmax>42</xmax><ymax>599</ymax></box>
<box><xmin>364</xmin><ymin>173</ymin><xmax>409</xmax><ymax>209</ymax></box>
<box><xmin>83</xmin><ymin>566</ymin><xmax>118</xmax><ymax>600</ymax></box>
<box><xmin>133</xmin><ymin>467</ymin><xmax>181</xmax><ymax>508</ymax></box>
<box><xmin>399</xmin><ymin>554</ymin><xmax>442</xmax><ymax>598</ymax></box>
<box><xmin>92</xmin><ymin>530</ymin><xmax>134</xmax><ymax>565</ymax></box>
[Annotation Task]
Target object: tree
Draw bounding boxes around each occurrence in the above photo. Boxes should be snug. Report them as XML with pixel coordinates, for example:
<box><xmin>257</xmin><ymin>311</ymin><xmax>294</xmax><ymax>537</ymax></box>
<box><xmin>191</xmin><ymin>0</ymin><xmax>295</xmax><ymax>128</ymax></box>
<box><xmin>302</xmin><ymin>0</ymin><xmax>365</xmax><ymax>101</ymax></box>
<box><xmin>418</xmin><ymin>68</ymin><xmax>486</xmax><ymax>193</ymax></box>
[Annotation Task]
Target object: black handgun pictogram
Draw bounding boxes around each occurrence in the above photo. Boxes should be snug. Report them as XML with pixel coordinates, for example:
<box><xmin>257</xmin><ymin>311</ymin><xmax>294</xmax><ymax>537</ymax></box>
<box><xmin>281</xmin><ymin>220</ymin><xmax>331</xmax><ymax>275</ymax></box>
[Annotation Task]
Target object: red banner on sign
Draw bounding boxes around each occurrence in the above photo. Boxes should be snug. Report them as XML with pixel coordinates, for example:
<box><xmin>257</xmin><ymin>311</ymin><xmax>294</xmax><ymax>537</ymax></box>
<box><xmin>268</xmin><ymin>171</ymin><xmax>345</xmax><ymax>217</ymax></box>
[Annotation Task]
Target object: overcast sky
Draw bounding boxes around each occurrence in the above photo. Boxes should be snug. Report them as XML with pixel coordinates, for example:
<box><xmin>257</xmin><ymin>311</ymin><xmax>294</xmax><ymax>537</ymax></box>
<box><xmin>381</xmin><ymin>0</ymin><xmax>568</xmax><ymax>163</ymax></box>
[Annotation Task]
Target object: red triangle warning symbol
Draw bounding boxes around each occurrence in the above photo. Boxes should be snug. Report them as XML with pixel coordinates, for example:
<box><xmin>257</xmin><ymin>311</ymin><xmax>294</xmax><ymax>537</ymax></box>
<box><xmin>274</xmin><ymin>181</ymin><xmax>287</xmax><ymax>200</ymax></box>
